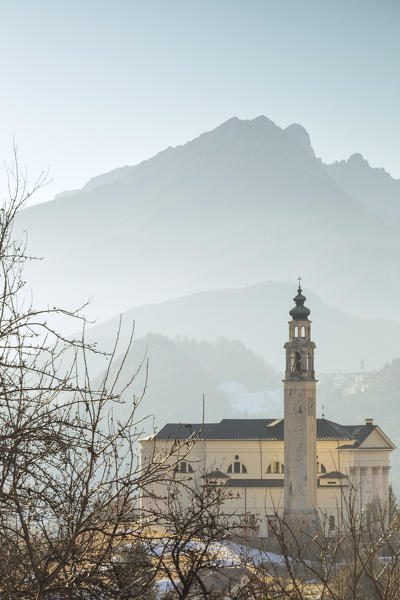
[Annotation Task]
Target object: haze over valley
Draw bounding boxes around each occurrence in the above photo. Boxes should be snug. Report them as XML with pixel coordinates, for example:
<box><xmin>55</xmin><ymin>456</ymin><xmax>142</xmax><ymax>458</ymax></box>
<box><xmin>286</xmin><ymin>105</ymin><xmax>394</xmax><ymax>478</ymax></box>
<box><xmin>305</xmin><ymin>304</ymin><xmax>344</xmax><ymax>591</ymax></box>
<box><xmin>15</xmin><ymin>116</ymin><xmax>400</xmax><ymax>480</ymax></box>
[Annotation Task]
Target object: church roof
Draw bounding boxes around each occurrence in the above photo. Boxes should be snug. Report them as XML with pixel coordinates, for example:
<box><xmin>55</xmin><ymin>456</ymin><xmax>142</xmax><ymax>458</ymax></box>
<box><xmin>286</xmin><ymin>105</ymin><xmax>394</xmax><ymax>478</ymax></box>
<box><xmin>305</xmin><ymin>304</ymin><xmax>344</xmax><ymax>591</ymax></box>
<box><xmin>153</xmin><ymin>418</ymin><xmax>374</xmax><ymax>444</ymax></box>
<box><xmin>340</xmin><ymin>424</ymin><xmax>378</xmax><ymax>446</ymax></box>
<box><xmin>153</xmin><ymin>423</ymin><xmax>216</xmax><ymax>440</ymax></box>
<box><xmin>206</xmin><ymin>419</ymin><xmax>285</xmax><ymax>441</ymax></box>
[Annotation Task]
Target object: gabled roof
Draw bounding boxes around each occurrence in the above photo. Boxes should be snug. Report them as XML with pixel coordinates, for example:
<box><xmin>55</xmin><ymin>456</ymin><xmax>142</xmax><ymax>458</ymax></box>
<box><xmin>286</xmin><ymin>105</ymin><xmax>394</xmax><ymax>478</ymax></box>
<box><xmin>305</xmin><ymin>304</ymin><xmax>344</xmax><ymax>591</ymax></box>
<box><xmin>341</xmin><ymin>424</ymin><xmax>377</xmax><ymax>447</ymax></box>
<box><xmin>153</xmin><ymin>418</ymin><xmax>362</xmax><ymax>443</ymax></box>
<box><xmin>340</xmin><ymin>424</ymin><xmax>396</xmax><ymax>449</ymax></box>
<box><xmin>152</xmin><ymin>419</ymin><xmax>396</xmax><ymax>450</ymax></box>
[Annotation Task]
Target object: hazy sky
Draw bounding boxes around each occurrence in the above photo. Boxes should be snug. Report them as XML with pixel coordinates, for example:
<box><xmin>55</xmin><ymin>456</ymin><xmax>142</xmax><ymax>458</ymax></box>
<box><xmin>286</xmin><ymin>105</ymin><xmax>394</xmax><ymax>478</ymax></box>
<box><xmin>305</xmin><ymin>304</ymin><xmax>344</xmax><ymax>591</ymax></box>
<box><xmin>0</xmin><ymin>0</ymin><xmax>399</xmax><ymax>204</ymax></box>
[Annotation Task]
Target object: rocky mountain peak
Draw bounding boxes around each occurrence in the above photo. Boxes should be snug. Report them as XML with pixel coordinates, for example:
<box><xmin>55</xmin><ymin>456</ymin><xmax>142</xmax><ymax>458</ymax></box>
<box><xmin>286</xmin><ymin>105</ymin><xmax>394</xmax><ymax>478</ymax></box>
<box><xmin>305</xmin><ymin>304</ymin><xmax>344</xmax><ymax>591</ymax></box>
<box><xmin>285</xmin><ymin>123</ymin><xmax>313</xmax><ymax>151</ymax></box>
<box><xmin>347</xmin><ymin>153</ymin><xmax>369</xmax><ymax>168</ymax></box>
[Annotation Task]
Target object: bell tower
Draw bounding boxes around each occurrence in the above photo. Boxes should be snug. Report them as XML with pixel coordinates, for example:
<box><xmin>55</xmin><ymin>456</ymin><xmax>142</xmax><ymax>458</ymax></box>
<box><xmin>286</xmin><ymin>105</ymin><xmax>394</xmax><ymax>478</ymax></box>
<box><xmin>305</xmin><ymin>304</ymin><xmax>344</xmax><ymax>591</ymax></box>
<box><xmin>283</xmin><ymin>280</ymin><xmax>317</xmax><ymax>523</ymax></box>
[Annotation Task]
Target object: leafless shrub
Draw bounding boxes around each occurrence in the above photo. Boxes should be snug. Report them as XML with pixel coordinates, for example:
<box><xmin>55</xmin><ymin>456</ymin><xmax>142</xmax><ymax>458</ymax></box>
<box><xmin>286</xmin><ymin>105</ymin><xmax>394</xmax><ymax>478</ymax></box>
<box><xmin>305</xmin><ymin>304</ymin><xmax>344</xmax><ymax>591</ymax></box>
<box><xmin>0</xmin><ymin>151</ymin><xmax>196</xmax><ymax>599</ymax></box>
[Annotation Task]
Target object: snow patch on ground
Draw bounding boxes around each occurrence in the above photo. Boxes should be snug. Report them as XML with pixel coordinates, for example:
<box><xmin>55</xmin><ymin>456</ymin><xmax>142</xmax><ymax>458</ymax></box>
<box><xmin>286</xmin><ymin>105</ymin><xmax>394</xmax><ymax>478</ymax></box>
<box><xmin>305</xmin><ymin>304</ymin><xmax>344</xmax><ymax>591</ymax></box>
<box><xmin>219</xmin><ymin>381</ymin><xmax>283</xmax><ymax>415</ymax></box>
<box><xmin>146</xmin><ymin>538</ymin><xmax>288</xmax><ymax>567</ymax></box>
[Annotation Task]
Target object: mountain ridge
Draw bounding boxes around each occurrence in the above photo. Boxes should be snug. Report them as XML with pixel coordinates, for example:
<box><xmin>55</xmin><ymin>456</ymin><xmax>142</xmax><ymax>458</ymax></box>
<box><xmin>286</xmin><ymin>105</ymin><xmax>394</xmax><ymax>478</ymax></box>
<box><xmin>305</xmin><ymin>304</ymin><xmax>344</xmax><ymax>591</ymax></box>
<box><xmin>82</xmin><ymin>281</ymin><xmax>400</xmax><ymax>374</ymax></box>
<box><xmin>46</xmin><ymin>117</ymin><xmax>397</xmax><ymax>205</ymax></box>
<box><xmin>36</xmin><ymin>116</ymin><xmax>399</xmax><ymax>211</ymax></box>
<box><xmin>15</xmin><ymin>115</ymin><xmax>400</xmax><ymax>325</ymax></box>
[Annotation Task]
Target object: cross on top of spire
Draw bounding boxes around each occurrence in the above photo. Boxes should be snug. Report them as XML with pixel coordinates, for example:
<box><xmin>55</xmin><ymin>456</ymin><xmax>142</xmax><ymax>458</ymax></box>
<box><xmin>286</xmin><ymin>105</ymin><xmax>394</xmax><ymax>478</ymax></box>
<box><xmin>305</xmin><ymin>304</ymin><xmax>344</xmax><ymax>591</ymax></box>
<box><xmin>297</xmin><ymin>275</ymin><xmax>302</xmax><ymax>292</ymax></box>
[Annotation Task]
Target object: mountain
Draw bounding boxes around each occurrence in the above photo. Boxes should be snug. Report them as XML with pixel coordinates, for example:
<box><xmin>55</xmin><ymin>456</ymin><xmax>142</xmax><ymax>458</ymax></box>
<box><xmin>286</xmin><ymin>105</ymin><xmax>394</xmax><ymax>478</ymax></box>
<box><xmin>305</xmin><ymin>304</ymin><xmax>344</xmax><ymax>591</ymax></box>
<box><xmin>93</xmin><ymin>333</ymin><xmax>279</xmax><ymax>431</ymax></box>
<box><xmin>324</xmin><ymin>153</ymin><xmax>400</xmax><ymax>228</ymax></box>
<box><xmin>83</xmin><ymin>281</ymin><xmax>400</xmax><ymax>373</ymax></box>
<box><xmin>16</xmin><ymin>115</ymin><xmax>400</xmax><ymax>325</ymax></box>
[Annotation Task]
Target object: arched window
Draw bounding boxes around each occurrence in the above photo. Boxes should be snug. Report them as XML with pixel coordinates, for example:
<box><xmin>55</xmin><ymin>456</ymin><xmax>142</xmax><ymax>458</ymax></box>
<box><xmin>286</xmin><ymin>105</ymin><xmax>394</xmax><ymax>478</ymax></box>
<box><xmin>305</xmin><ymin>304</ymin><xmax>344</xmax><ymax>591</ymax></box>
<box><xmin>329</xmin><ymin>515</ymin><xmax>335</xmax><ymax>531</ymax></box>
<box><xmin>317</xmin><ymin>462</ymin><xmax>326</xmax><ymax>474</ymax></box>
<box><xmin>227</xmin><ymin>461</ymin><xmax>247</xmax><ymax>474</ymax></box>
<box><xmin>266</xmin><ymin>461</ymin><xmax>284</xmax><ymax>474</ymax></box>
<box><xmin>174</xmin><ymin>461</ymin><xmax>193</xmax><ymax>474</ymax></box>
<box><xmin>291</xmin><ymin>351</ymin><xmax>301</xmax><ymax>373</ymax></box>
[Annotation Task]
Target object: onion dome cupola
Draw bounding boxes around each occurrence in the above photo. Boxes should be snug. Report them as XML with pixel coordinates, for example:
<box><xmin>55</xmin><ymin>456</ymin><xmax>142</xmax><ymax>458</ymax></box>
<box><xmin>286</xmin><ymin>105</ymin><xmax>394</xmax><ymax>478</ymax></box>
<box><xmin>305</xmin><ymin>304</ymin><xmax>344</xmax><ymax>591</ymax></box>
<box><xmin>284</xmin><ymin>278</ymin><xmax>316</xmax><ymax>379</ymax></box>
<box><xmin>289</xmin><ymin>282</ymin><xmax>311</xmax><ymax>321</ymax></box>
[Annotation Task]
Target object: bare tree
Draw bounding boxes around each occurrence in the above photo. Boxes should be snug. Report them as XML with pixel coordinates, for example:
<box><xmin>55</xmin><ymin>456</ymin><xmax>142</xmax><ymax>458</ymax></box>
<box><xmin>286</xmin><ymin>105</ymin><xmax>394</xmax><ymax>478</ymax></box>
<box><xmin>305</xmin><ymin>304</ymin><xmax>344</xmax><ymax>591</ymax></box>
<box><xmin>238</xmin><ymin>488</ymin><xmax>400</xmax><ymax>600</ymax></box>
<box><xmin>144</xmin><ymin>474</ymin><xmax>252</xmax><ymax>600</ymax></box>
<box><xmin>0</xmin><ymin>151</ymin><xmax>193</xmax><ymax>599</ymax></box>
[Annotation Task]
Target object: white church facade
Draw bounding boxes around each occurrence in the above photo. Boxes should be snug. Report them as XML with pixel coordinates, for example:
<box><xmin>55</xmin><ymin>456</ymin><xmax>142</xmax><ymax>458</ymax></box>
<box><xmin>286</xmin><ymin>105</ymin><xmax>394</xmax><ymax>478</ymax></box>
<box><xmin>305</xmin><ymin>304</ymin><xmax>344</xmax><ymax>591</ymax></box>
<box><xmin>140</xmin><ymin>285</ymin><xmax>395</xmax><ymax>537</ymax></box>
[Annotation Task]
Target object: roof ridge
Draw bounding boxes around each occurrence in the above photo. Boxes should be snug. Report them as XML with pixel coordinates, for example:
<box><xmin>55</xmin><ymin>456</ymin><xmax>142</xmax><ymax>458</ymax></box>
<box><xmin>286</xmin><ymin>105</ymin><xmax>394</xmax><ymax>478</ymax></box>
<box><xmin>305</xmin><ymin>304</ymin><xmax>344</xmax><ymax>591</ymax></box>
<box><xmin>152</xmin><ymin>418</ymin><xmax>384</xmax><ymax>442</ymax></box>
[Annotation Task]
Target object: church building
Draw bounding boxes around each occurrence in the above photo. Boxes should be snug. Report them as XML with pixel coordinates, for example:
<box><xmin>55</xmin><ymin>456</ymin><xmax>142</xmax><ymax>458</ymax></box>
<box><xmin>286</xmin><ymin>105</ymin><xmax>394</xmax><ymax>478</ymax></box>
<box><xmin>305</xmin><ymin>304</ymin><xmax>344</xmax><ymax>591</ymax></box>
<box><xmin>140</xmin><ymin>285</ymin><xmax>395</xmax><ymax>537</ymax></box>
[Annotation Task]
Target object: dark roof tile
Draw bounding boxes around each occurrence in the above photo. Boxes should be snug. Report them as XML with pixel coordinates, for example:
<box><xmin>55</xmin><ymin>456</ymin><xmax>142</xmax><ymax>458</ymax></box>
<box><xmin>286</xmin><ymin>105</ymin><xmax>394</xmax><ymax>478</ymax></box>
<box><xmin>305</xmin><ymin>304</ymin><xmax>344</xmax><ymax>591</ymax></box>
<box><xmin>154</xmin><ymin>423</ymin><xmax>217</xmax><ymax>441</ymax></box>
<box><xmin>154</xmin><ymin>418</ymin><xmax>358</xmax><ymax>443</ymax></box>
<box><xmin>341</xmin><ymin>424</ymin><xmax>378</xmax><ymax>447</ymax></box>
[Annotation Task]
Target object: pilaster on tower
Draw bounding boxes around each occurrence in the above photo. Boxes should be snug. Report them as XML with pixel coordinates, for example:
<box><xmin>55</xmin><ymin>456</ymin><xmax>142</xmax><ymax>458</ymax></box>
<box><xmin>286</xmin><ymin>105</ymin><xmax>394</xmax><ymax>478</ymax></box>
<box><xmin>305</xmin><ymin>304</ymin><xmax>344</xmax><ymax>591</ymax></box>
<box><xmin>283</xmin><ymin>282</ymin><xmax>318</xmax><ymax>526</ymax></box>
